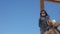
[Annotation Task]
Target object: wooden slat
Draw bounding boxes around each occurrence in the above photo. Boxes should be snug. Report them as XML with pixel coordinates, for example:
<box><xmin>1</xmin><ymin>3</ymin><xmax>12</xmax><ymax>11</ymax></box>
<box><xmin>40</xmin><ymin>0</ymin><xmax>44</xmax><ymax>10</ymax></box>
<box><xmin>45</xmin><ymin>0</ymin><xmax>60</xmax><ymax>3</ymax></box>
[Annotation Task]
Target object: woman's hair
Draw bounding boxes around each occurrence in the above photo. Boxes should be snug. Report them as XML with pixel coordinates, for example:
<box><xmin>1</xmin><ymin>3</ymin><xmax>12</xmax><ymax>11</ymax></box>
<box><xmin>40</xmin><ymin>10</ymin><xmax>49</xmax><ymax>16</ymax></box>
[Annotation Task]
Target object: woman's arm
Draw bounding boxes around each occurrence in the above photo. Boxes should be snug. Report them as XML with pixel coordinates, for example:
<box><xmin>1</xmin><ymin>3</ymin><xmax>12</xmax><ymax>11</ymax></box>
<box><xmin>47</xmin><ymin>18</ymin><xmax>55</xmax><ymax>26</ymax></box>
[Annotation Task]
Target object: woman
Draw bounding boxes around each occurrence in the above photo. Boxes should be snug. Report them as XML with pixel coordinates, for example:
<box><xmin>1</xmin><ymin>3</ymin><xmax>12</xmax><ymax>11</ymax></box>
<box><xmin>39</xmin><ymin>10</ymin><xmax>53</xmax><ymax>34</ymax></box>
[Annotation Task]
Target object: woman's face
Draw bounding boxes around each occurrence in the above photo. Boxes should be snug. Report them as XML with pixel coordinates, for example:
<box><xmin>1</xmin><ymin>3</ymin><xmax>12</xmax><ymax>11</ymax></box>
<box><xmin>41</xmin><ymin>11</ymin><xmax>46</xmax><ymax>16</ymax></box>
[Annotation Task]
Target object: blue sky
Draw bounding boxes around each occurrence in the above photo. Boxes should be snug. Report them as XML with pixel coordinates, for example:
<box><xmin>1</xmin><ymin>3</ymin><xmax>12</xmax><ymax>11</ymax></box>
<box><xmin>0</xmin><ymin>0</ymin><xmax>60</xmax><ymax>34</ymax></box>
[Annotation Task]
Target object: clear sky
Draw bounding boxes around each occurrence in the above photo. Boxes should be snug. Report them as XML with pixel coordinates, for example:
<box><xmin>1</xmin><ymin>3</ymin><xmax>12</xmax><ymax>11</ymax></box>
<box><xmin>0</xmin><ymin>0</ymin><xmax>60</xmax><ymax>34</ymax></box>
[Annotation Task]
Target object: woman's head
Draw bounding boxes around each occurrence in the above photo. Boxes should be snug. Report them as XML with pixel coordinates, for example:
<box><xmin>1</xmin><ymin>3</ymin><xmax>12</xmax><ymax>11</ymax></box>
<box><xmin>40</xmin><ymin>10</ymin><xmax>48</xmax><ymax>17</ymax></box>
